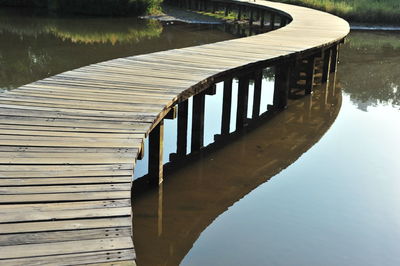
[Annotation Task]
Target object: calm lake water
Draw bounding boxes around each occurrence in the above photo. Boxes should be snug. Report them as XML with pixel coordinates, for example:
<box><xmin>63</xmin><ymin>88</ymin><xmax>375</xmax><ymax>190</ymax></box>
<box><xmin>1</xmin><ymin>8</ymin><xmax>399</xmax><ymax>266</ymax></box>
<box><xmin>133</xmin><ymin>31</ymin><xmax>400</xmax><ymax>266</ymax></box>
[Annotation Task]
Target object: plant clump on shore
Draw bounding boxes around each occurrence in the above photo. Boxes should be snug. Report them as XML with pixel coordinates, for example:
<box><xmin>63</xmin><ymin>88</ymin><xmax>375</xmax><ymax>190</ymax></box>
<box><xmin>0</xmin><ymin>0</ymin><xmax>162</xmax><ymax>16</ymax></box>
<box><xmin>277</xmin><ymin>0</ymin><xmax>400</xmax><ymax>24</ymax></box>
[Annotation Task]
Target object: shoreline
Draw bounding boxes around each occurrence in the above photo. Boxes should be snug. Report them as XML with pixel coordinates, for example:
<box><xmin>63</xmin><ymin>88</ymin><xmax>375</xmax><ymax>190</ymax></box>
<box><xmin>143</xmin><ymin>5</ymin><xmax>400</xmax><ymax>31</ymax></box>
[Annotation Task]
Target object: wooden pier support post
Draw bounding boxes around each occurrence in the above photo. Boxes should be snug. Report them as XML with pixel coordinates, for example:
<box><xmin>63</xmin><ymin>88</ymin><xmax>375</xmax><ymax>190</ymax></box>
<box><xmin>212</xmin><ymin>1</ymin><xmax>217</xmax><ymax>13</ymax></box>
<box><xmin>149</xmin><ymin>120</ymin><xmax>164</xmax><ymax>186</ymax></box>
<box><xmin>330</xmin><ymin>44</ymin><xmax>339</xmax><ymax>73</ymax></box>
<box><xmin>225</xmin><ymin>4</ymin><xmax>230</xmax><ymax>16</ymax></box>
<box><xmin>252</xmin><ymin>70</ymin><xmax>263</xmax><ymax>119</ymax></box>
<box><xmin>273</xmin><ymin>62</ymin><xmax>292</xmax><ymax>109</ymax></box>
<box><xmin>260</xmin><ymin>10</ymin><xmax>265</xmax><ymax>28</ymax></box>
<box><xmin>176</xmin><ymin>101</ymin><xmax>188</xmax><ymax>157</ymax></box>
<box><xmin>221</xmin><ymin>78</ymin><xmax>233</xmax><ymax>135</ymax></box>
<box><xmin>249</xmin><ymin>9</ymin><xmax>254</xmax><ymax>26</ymax></box>
<box><xmin>236</xmin><ymin>75</ymin><xmax>250</xmax><ymax>130</ymax></box>
<box><xmin>237</xmin><ymin>5</ymin><xmax>242</xmax><ymax>20</ymax></box>
<box><xmin>191</xmin><ymin>91</ymin><xmax>206</xmax><ymax>152</ymax></box>
<box><xmin>280</xmin><ymin>17</ymin><xmax>287</xmax><ymax>27</ymax></box>
<box><xmin>270</xmin><ymin>13</ymin><xmax>275</xmax><ymax>30</ymax></box>
<box><xmin>321</xmin><ymin>48</ymin><xmax>332</xmax><ymax>83</ymax></box>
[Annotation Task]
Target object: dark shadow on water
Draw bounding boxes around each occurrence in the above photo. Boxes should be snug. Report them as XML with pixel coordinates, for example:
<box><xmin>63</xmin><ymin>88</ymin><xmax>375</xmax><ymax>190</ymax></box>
<box><xmin>132</xmin><ymin>77</ymin><xmax>342</xmax><ymax>266</ymax></box>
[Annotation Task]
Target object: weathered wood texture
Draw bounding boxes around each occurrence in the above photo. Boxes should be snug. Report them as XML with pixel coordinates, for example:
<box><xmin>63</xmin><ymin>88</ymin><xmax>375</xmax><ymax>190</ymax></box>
<box><xmin>0</xmin><ymin>0</ymin><xmax>349</xmax><ymax>264</ymax></box>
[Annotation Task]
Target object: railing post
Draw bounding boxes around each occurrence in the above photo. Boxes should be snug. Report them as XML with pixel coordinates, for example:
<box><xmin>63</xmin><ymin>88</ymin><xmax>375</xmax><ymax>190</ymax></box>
<box><xmin>191</xmin><ymin>90</ymin><xmax>206</xmax><ymax>151</ymax></box>
<box><xmin>252</xmin><ymin>70</ymin><xmax>263</xmax><ymax>119</ymax></box>
<box><xmin>236</xmin><ymin>75</ymin><xmax>250</xmax><ymax>130</ymax></box>
<box><xmin>221</xmin><ymin>78</ymin><xmax>233</xmax><ymax>135</ymax></box>
<box><xmin>148</xmin><ymin>120</ymin><xmax>164</xmax><ymax>186</ymax></box>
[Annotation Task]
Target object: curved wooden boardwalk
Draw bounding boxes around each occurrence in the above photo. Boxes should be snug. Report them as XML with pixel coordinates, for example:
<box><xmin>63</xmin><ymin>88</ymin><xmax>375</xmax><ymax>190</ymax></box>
<box><xmin>0</xmin><ymin>0</ymin><xmax>349</xmax><ymax>265</ymax></box>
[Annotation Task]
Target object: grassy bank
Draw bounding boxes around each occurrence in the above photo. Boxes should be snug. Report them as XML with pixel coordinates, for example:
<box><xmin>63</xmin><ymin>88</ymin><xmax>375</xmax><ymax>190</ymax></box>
<box><xmin>0</xmin><ymin>0</ymin><xmax>162</xmax><ymax>16</ymax></box>
<box><xmin>275</xmin><ymin>0</ymin><xmax>400</xmax><ymax>24</ymax></box>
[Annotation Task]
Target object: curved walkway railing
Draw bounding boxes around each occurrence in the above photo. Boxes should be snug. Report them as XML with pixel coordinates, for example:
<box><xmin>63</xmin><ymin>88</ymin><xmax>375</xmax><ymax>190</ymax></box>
<box><xmin>0</xmin><ymin>0</ymin><xmax>349</xmax><ymax>265</ymax></box>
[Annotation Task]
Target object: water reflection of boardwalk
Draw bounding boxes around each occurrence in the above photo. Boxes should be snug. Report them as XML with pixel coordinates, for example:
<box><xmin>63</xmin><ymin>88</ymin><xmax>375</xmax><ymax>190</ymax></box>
<box><xmin>0</xmin><ymin>0</ymin><xmax>348</xmax><ymax>265</ymax></box>
<box><xmin>133</xmin><ymin>76</ymin><xmax>341</xmax><ymax>266</ymax></box>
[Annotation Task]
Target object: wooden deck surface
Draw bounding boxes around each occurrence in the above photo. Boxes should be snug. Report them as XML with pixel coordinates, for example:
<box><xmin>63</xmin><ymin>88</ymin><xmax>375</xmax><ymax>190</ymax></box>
<box><xmin>0</xmin><ymin>0</ymin><xmax>349</xmax><ymax>265</ymax></box>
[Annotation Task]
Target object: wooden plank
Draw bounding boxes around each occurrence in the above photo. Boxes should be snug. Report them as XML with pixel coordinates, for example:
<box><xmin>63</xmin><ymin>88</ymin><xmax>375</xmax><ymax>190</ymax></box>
<box><xmin>0</xmin><ymin>217</ymin><xmax>132</xmax><ymax>234</ymax></box>
<box><xmin>0</xmin><ymin>177</ymin><xmax>131</xmax><ymax>186</ymax></box>
<box><xmin>0</xmin><ymin>237</ymin><xmax>133</xmax><ymax>260</ymax></box>
<box><xmin>0</xmin><ymin>206</ymin><xmax>131</xmax><ymax>223</ymax></box>
<box><xmin>0</xmin><ymin>249</ymin><xmax>135</xmax><ymax>266</ymax></box>
<box><xmin>0</xmin><ymin>191</ymin><xmax>131</xmax><ymax>203</ymax></box>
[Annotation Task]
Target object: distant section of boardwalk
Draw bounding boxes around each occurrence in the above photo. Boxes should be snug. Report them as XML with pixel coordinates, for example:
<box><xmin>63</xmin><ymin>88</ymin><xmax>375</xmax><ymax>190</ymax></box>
<box><xmin>0</xmin><ymin>0</ymin><xmax>349</xmax><ymax>265</ymax></box>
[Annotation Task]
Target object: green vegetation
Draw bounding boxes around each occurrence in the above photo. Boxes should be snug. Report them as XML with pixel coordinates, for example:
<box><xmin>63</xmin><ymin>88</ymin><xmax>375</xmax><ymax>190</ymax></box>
<box><xmin>0</xmin><ymin>0</ymin><xmax>162</xmax><ymax>16</ymax></box>
<box><xmin>276</xmin><ymin>0</ymin><xmax>400</xmax><ymax>24</ymax></box>
<box><xmin>339</xmin><ymin>31</ymin><xmax>400</xmax><ymax>108</ymax></box>
<box><xmin>196</xmin><ymin>10</ymin><xmax>238</xmax><ymax>21</ymax></box>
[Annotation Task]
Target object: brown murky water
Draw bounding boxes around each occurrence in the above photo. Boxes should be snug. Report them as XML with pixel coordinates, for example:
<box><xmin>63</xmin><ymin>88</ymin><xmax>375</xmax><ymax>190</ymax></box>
<box><xmin>0</xmin><ymin>7</ymin><xmax>234</xmax><ymax>90</ymax></box>
<box><xmin>1</xmin><ymin>8</ymin><xmax>399</xmax><ymax>266</ymax></box>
